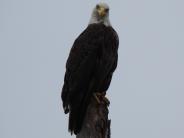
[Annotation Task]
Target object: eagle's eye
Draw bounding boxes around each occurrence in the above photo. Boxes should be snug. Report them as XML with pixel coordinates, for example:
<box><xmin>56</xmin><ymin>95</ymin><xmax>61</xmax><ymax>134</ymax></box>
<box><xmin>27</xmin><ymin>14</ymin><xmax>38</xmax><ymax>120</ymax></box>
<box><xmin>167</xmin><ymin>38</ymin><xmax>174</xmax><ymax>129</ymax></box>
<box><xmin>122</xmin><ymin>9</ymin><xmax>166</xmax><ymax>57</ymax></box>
<box><xmin>96</xmin><ymin>4</ymin><xmax>100</xmax><ymax>9</ymax></box>
<box><xmin>105</xmin><ymin>8</ymin><xmax>109</xmax><ymax>12</ymax></box>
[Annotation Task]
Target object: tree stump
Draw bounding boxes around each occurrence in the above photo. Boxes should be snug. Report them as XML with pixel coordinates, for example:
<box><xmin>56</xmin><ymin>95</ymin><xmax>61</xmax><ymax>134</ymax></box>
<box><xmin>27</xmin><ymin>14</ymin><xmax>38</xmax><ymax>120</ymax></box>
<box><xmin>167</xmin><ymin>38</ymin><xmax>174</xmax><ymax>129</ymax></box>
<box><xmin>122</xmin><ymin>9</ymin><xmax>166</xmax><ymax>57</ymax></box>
<box><xmin>76</xmin><ymin>94</ymin><xmax>111</xmax><ymax>138</ymax></box>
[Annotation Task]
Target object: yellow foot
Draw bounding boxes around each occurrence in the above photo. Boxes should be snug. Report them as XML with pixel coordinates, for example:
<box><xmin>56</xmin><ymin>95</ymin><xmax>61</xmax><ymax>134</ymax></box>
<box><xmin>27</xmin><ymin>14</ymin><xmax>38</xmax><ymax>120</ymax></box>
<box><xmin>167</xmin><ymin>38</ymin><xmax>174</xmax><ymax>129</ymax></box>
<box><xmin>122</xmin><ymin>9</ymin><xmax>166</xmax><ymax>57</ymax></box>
<box><xmin>103</xmin><ymin>96</ymin><xmax>110</xmax><ymax>106</ymax></box>
<box><xmin>93</xmin><ymin>92</ymin><xmax>110</xmax><ymax>106</ymax></box>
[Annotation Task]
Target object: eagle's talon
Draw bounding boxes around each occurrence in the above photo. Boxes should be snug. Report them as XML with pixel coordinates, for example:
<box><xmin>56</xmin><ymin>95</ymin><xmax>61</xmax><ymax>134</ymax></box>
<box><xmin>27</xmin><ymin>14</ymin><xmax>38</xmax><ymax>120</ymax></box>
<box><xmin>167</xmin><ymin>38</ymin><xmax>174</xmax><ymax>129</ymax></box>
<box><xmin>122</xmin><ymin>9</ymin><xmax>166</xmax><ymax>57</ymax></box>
<box><xmin>64</xmin><ymin>107</ymin><xmax>69</xmax><ymax>114</ymax></box>
<box><xmin>93</xmin><ymin>92</ymin><xmax>110</xmax><ymax>106</ymax></box>
<box><xmin>93</xmin><ymin>93</ymin><xmax>101</xmax><ymax>104</ymax></box>
<box><xmin>103</xmin><ymin>97</ymin><xmax>110</xmax><ymax>106</ymax></box>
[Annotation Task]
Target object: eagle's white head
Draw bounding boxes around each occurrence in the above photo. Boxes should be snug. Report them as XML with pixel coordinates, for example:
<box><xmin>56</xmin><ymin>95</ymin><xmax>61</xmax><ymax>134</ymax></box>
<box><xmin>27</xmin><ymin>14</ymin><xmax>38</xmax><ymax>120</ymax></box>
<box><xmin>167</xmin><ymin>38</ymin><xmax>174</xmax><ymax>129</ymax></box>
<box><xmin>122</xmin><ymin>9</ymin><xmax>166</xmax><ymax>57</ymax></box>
<box><xmin>89</xmin><ymin>3</ymin><xmax>111</xmax><ymax>26</ymax></box>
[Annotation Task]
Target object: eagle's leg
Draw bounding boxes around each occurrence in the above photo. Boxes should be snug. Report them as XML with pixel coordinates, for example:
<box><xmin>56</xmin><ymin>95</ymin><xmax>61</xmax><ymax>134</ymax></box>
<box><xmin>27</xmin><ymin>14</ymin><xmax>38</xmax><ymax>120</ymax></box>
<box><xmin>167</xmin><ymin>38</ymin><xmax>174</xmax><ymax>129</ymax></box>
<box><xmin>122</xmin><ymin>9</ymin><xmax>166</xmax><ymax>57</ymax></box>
<box><xmin>93</xmin><ymin>92</ymin><xmax>110</xmax><ymax>106</ymax></box>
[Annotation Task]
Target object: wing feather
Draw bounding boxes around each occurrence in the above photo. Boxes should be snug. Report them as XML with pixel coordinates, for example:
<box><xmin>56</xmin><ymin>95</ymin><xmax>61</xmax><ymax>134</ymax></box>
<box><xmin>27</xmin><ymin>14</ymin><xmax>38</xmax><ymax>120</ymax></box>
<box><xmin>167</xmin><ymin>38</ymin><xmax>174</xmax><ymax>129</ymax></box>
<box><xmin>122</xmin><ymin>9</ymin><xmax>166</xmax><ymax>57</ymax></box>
<box><xmin>61</xmin><ymin>25</ymin><xmax>104</xmax><ymax>134</ymax></box>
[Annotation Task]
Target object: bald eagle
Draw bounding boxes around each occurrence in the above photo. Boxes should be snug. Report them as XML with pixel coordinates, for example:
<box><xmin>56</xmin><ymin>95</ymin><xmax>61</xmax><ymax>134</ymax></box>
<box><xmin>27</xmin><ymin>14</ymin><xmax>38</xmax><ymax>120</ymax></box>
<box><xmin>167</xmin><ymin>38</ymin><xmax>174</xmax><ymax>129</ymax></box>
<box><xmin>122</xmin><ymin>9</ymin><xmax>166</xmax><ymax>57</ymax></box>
<box><xmin>61</xmin><ymin>3</ymin><xmax>119</xmax><ymax>135</ymax></box>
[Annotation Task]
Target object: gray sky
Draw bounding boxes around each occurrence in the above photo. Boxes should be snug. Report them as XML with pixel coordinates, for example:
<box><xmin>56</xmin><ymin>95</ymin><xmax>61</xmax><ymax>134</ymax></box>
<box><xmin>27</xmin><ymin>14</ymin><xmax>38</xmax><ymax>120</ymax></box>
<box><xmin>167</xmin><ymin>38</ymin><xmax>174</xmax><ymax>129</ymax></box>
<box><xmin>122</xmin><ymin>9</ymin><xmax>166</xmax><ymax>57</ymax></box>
<box><xmin>1</xmin><ymin>0</ymin><xmax>184</xmax><ymax>138</ymax></box>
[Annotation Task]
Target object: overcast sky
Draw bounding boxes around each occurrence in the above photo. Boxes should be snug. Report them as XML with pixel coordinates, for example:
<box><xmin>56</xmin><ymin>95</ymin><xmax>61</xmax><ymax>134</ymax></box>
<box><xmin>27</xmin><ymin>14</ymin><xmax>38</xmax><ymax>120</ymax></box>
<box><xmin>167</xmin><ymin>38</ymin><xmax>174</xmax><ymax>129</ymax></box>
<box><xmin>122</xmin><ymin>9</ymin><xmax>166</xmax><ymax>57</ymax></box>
<box><xmin>1</xmin><ymin>0</ymin><xmax>184</xmax><ymax>138</ymax></box>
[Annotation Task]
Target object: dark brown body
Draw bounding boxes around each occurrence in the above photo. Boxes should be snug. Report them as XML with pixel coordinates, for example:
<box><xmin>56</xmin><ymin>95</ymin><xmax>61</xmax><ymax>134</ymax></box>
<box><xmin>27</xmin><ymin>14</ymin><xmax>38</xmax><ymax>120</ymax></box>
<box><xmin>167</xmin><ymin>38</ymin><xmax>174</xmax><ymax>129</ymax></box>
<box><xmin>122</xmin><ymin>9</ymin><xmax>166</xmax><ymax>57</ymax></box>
<box><xmin>61</xmin><ymin>23</ymin><xmax>119</xmax><ymax>134</ymax></box>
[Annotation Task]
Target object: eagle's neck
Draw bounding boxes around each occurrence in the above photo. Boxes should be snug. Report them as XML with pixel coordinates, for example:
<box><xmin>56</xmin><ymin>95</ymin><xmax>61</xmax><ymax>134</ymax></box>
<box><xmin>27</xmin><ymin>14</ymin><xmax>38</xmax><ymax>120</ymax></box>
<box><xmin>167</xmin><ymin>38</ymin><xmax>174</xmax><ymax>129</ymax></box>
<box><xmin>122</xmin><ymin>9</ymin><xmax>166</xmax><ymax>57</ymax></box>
<box><xmin>89</xmin><ymin>11</ymin><xmax>111</xmax><ymax>27</ymax></box>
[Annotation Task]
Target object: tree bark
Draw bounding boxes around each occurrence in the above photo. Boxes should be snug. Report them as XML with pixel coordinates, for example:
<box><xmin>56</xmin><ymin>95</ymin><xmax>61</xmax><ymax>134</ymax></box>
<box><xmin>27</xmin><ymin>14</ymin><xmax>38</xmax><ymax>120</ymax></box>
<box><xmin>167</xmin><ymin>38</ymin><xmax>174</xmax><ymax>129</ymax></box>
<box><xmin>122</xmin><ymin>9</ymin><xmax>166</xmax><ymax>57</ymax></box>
<box><xmin>76</xmin><ymin>94</ymin><xmax>111</xmax><ymax>138</ymax></box>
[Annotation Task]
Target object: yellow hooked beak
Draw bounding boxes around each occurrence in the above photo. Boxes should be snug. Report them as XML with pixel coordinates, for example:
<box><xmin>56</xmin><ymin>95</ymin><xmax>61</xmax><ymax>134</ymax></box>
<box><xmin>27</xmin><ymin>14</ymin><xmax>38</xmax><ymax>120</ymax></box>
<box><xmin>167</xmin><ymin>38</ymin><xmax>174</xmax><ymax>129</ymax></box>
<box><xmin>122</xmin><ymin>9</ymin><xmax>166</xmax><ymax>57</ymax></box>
<box><xmin>97</xmin><ymin>7</ymin><xmax>106</xmax><ymax>17</ymax></box>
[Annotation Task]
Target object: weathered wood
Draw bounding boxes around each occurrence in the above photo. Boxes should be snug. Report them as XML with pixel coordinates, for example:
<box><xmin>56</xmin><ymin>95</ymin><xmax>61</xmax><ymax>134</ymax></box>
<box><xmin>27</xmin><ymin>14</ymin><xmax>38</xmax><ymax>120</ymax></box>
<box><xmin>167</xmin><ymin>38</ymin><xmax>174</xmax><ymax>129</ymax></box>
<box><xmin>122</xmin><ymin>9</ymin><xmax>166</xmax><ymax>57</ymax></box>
<box><xmin>76</xmin><ymin>95</ymin><xmax>111</xmax><ymax>138</ymax></box>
